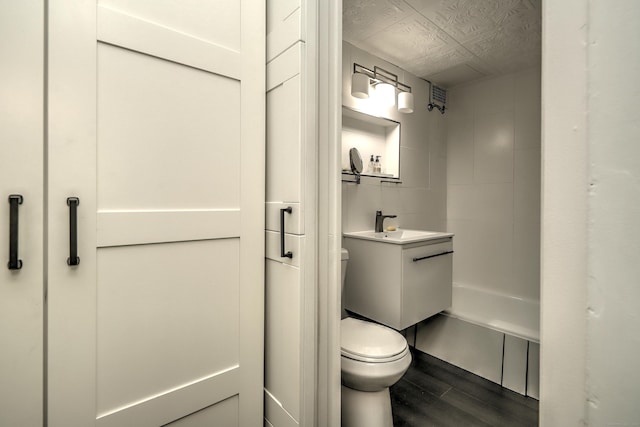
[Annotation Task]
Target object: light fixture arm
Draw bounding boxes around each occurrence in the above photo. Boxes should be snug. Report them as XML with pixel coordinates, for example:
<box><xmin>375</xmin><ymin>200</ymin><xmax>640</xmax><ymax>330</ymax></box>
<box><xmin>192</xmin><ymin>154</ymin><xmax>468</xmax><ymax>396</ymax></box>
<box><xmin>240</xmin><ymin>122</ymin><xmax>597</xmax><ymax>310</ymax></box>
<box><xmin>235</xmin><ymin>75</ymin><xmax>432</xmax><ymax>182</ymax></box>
<box><xmin>353</xmin><ymin>63</ymin><xmax>412</xmax><ymax>94</ymax></box>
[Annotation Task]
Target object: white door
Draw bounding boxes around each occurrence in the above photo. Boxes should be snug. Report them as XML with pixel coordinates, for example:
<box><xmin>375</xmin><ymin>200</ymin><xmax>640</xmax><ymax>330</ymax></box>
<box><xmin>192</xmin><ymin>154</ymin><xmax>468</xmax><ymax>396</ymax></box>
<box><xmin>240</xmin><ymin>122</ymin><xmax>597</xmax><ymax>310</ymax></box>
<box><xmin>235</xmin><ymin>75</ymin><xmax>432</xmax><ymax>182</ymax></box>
<box><xmin>47</xmin><ymin>1</ymin><xmax>265</xmax><ymax>426</ymax></box>
<box><xmin>0</xmin><ymin>1</ymin><xmax>44</xmax><ymax>425</ymax></box>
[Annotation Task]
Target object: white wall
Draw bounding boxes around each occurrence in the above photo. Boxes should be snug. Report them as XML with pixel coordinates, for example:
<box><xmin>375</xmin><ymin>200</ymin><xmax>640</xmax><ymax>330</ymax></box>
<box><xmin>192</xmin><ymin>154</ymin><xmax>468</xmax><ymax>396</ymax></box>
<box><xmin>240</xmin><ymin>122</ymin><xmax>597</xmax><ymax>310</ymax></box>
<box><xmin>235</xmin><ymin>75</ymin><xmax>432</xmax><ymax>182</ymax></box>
<box><xmin>541</xmin><ymin>0</ymin><xmax>640</xmax><ymax>425</ymax></box>
<box><xmin>587</xmin><ymin>1</ymin><xmax>640</xmax><ymax>422</ymax></box>
<box><xmin>342</xmin><ymin>42</ymin><xmax>447</xmax><ymax>234</ymax></box>
<box><xmin>446</xmin><ymin>69</ymin><xmax>541</xmax><ymax>301</ymax></box>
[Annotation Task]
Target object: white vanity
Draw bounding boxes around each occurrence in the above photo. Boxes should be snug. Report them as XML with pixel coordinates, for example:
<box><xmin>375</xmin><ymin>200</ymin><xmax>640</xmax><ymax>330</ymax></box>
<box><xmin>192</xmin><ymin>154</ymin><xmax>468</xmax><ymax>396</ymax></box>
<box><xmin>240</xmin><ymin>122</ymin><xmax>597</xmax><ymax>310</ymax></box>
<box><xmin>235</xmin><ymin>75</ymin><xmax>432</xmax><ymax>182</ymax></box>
<box><xmin>343</xmin><ymin>230</ymin><xmax>454</xmax><ymax>330</ymax></box>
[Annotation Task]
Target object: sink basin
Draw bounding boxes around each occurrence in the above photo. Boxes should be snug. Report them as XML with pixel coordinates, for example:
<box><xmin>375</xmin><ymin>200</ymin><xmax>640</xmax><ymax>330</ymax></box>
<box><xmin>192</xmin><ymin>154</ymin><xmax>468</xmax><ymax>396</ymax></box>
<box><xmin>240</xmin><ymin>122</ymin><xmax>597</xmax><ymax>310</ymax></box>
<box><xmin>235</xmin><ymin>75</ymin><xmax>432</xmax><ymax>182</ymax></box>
<box><xmin>343</xmin><ymin>229</ymin><xmax>453</xmax><ymax>244</ymax></box>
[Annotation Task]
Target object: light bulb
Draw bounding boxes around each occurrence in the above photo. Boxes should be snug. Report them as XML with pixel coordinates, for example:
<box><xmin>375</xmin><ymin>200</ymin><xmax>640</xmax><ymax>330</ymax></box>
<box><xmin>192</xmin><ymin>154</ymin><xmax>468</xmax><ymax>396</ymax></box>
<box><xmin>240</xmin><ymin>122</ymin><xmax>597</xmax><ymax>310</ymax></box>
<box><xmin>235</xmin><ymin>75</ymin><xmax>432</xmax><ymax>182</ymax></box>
<box><xmin>374</xmin><ymin>83</ymin><xmax>396</xmax><ymax>108</ymax></box>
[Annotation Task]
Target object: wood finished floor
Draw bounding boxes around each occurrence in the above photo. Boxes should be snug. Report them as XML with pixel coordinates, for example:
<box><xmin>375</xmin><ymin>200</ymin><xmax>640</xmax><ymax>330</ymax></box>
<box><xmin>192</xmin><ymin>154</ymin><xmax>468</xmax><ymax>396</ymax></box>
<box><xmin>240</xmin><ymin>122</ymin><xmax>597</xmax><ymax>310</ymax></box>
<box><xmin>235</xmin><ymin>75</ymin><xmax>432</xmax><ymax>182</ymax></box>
<box><xmin>390</xmin><ymin>348</ymin><xmax>539</xmax><ymax>427</ymax></box>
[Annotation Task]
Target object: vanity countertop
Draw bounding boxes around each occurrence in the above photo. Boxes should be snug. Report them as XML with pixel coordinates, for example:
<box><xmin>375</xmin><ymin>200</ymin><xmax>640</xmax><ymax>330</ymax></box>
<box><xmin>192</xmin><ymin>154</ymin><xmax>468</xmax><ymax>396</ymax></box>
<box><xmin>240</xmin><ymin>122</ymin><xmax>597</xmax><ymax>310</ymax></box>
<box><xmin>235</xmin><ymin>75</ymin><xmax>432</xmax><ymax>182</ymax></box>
<box><xmin>343</xmin><ymin>229</ymin><xmax>454</xmax><ymax>245</ymax></box>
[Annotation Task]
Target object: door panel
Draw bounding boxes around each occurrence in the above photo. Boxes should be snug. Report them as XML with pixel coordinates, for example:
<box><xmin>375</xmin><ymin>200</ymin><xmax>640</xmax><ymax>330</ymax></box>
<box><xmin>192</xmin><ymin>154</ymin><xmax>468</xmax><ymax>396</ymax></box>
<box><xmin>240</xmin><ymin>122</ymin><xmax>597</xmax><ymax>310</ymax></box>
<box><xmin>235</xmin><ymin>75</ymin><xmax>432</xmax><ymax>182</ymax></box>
<box><xmin>100</xmin><ymin>0</ymin><xmax>241</xmax><ymax>51</ymax></box>
<box><xmin>264</xmin><ymin>2</ymin><xmax>313</xmax><ymax>424</ymax></box>
<box><xmin>265</xmin><ymin>261</ymin><xmax>301</xmax><ymax>420</ymax></box>
<box><xmin>266</xmin><ymin>66</ymin><xmax>302</xmax><ymax>204</ymax></box>
<box><xmin>96</xmin><ymin>240</ymin><xmax>240</xmax><ymax>416</ymax></box>
<box><xmin>95</xmin><ymin>368</ymin><xmax>240</xmax><ymax>427</ymax></box>
<box><xmin>163</xmin><ymin>396</ymin><xmax>239</xmax><ymax>427</ymax></box>
<box><xmin>98</xmin><ymin>6</ymin><xmax>241</xmax><ymax>79</ymax></box>
<box><xmin>0</xmin><ymin>2</ymin><xmax>44</xmax><ymax>425</ymax></box>
<box><xmin>48</xmin><ymin>1</ymin><xmax>264</xmax><ymax>425</ymax></box>
<box><xmin>97</xmin><ymin>210</ymin><xmax>240</xmax><ymax>247</ymax></box>
<box><xmin>97</xmin><ymin>43</ymin><xmax>240</xmax><ymax>210</ymax></box>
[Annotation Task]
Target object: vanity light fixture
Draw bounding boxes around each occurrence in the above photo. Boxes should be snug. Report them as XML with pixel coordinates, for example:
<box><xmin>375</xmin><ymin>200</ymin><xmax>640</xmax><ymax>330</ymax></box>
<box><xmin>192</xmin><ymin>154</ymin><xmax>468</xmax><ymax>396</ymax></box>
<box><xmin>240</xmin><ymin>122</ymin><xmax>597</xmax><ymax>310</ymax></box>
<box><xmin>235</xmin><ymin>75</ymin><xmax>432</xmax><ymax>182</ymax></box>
<box><xmin>398</xmin><ymin>91</ymin><xmax>414</xmax><ymax>113</ymax></box>
<box><xmin>351</xmin><ymin>72</ymin><xmax>370</xmax><ymax>99</ymax></box>
<box><xmin>374</xmin><ymin>82</ymin><xmax>396</xmax><ymax>108</ymax></box>
<box><xmin>350</xmin><ymin>63</ymin><xmax>414</xmax><ymax>114</ymax></box>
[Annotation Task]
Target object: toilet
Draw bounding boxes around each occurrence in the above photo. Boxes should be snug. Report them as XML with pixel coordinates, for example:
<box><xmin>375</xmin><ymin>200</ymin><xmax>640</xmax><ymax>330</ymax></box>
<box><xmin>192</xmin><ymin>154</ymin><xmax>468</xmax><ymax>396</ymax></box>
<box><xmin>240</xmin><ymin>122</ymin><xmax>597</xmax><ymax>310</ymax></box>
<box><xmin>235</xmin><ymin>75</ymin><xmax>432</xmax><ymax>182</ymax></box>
<box><xmin>341</xmin><ymin>248</ymin><xmax>411</xmax><ymax>427</ymax></box>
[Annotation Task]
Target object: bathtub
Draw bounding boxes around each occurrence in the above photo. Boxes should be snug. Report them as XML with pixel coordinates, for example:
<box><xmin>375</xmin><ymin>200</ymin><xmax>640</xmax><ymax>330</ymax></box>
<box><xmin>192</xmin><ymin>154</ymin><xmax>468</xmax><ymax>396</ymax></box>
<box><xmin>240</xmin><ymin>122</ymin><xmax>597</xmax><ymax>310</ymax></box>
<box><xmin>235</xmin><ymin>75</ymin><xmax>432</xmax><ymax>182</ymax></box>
<box><xmin>444</xmin><ymin>283</ymin><xmax>540</xmax><ymax>343</ymax></box>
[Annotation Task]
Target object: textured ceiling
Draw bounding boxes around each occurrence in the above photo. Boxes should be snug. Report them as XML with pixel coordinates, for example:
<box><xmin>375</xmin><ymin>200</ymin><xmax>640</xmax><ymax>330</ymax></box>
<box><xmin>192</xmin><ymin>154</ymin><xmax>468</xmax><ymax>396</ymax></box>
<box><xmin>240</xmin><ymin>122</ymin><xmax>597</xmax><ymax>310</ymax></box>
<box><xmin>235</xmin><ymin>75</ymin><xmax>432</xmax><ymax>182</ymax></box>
<box><xmin>343</xmin><ymin>0</ymin><xmax>541</xmax><ymax>87</ymax></box>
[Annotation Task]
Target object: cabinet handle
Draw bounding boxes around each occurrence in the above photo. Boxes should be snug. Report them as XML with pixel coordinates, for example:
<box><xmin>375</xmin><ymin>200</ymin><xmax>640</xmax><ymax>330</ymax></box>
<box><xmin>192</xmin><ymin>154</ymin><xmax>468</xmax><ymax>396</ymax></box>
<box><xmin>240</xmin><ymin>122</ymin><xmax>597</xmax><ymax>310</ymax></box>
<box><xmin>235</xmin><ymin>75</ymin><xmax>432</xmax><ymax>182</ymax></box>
<box><xmin>66</xmin><ymin>197</ymin><xmax>80</xmax><ymax>266</ymax></box>
<box><xmin>412</xmin><ymin>250</ymin><xmax>453</xmax><ymax>262</ymax></box>
<box><xmin>7</xmin><ymin>195</ymin><xmax>23</xmax><ymax>270</ymax></box>
<box><xmin>280</xmin><ymin>207</ymin><xmax>293</xmax><ymax>259</ymax></box>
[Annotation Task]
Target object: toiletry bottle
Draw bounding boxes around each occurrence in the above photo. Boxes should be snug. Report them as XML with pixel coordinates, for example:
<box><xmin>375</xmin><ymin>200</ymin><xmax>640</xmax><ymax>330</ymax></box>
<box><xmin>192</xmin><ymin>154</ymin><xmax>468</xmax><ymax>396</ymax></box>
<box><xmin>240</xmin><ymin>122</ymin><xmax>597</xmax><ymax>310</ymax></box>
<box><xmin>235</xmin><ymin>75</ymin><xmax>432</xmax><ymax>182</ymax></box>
<box><xmin>369</xmin><ymin>155</ymin><xmax>375</xmax><ymax>173</ymax></box>
<box><xmin>374</xmin><ymin>156</ymin><xmax>381</xmax><ymax>174</ymax></box>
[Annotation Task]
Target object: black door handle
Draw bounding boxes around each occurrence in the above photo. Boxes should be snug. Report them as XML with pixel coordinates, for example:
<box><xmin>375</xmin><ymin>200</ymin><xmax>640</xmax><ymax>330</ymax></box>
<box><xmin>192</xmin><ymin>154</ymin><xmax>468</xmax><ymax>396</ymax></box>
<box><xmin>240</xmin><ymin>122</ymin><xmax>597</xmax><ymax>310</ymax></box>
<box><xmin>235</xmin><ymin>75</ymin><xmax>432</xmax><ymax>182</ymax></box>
<box><xmin>67</xmin><ymin>197</ymin><xmax>80</xmax><ymax>266</ymax></box>
<box><xmin>280</xmin><ymin>207</ymin><xmax>293</xmax><ymax>259</ymax></box>
<box><xmin>8</xmin><ymin>195</ymin><xmax>23</xmax><ymax>270</ymax></box>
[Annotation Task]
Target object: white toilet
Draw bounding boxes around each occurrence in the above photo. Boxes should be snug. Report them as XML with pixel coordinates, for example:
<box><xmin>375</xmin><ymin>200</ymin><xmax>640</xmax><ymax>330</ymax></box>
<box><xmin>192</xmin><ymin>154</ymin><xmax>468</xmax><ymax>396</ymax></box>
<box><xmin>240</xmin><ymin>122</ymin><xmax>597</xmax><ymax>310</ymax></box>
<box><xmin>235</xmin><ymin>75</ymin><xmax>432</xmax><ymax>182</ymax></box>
<box><xmin>341</xmin><ymin>248</ymin><xmax>412</xmax><ymax>427</ymax></box>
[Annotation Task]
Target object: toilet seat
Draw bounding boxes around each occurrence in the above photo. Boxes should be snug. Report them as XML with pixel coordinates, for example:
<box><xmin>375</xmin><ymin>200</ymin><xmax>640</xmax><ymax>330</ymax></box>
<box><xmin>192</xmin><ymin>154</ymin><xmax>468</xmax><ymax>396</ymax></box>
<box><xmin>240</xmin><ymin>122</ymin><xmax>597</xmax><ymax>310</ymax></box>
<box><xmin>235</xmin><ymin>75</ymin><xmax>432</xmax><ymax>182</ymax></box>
<box><xmin>341</xmin><ymin>317</ymin><xmax>408</xmax><ymax>363</ymax></box>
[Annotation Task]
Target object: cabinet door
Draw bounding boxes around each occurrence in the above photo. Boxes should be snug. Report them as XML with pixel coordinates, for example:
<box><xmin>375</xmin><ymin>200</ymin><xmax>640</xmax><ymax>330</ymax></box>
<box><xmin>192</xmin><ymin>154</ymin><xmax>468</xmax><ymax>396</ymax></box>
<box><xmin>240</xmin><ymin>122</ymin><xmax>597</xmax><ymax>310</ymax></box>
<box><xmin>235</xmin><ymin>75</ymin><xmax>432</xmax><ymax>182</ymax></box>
<box><xmin>47</xmin><ymin>2</ymin><xmax>265</xmax><ymax>426</ymax></box>
<box><xmin>401</xmin><ymin>241</ymin><xmax>453</xmax><ymax>329</ymax></box>
<box><xmin>0</xmin><ymin>2</ymin><xmax>44</xmax><ymax>425</ymax></box>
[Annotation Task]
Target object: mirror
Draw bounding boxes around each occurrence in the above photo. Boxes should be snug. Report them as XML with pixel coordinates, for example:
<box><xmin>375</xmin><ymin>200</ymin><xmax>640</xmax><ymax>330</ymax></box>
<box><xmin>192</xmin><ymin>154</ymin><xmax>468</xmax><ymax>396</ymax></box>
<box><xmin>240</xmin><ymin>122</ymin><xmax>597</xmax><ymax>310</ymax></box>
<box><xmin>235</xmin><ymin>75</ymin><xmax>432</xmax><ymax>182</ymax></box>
<box><xmin>342</xmin><ymin>106</ymin><xmax>401</xmax><ymax>180</ymax></box>
<box><xmin>349</xmin><ymin>147</ymin><xmax>363</xmax><ymax>184</ymax></box>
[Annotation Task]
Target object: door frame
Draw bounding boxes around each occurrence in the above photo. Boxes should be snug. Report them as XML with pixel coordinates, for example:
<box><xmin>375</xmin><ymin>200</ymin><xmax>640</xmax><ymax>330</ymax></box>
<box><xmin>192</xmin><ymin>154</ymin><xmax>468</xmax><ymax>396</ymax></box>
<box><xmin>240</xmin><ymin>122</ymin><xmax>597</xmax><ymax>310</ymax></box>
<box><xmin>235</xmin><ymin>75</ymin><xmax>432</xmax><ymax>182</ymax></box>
<box><xmin>313</xmin><ymin>1</ymin><xmax>342</xmax><ymax>426</ymax></box>
<box><xmin>316</xmin><ymin>0</ymin><xmax>593</xmax><ymax>425</ymax></box>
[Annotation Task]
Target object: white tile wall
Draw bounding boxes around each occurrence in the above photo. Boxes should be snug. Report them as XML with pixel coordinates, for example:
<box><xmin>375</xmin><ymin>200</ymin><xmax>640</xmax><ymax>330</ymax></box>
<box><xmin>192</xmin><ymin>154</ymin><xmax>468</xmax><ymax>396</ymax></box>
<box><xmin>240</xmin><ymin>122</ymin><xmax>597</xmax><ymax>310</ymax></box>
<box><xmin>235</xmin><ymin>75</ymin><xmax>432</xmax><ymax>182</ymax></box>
<box><xmin>473</xmin><ymin>111</ymin><xmax>514</xmax><ymax>183</ymax></box>
<box><xmin>446</xmin><ymin>69</ymin><xmax>541</xmax><ymax>301</ymax></box>
<box><xmin>342</xmin><ymin>42</ymin><xmax>447</xmax><ymax>234</ymax></box>
<box><xmin>446</xmin><ymin>114</ymin><xmax>474</xmax><ymax>185</ymax></box>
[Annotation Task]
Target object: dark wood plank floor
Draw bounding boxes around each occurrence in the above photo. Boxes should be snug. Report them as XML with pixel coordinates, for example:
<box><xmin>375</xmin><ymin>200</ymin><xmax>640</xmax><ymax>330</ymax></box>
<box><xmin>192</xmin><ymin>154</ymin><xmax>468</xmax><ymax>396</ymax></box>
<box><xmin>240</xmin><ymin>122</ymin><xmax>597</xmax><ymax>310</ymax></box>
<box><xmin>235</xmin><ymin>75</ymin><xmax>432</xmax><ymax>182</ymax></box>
<box><xmin>390</xmin><ymin>348</ymin><xmax>539</xmax><ymax>427</ymax></box>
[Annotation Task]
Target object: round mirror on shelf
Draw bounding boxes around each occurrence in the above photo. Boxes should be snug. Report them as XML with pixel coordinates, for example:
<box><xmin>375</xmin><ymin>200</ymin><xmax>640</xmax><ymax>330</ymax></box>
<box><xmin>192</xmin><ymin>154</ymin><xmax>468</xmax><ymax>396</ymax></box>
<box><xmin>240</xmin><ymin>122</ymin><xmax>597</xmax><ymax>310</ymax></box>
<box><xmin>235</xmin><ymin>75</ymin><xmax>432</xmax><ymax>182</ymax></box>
<box><xmin>349</xmin><ymin>147</ymin><xmax>363</xmax><ymax>184</ymax></box>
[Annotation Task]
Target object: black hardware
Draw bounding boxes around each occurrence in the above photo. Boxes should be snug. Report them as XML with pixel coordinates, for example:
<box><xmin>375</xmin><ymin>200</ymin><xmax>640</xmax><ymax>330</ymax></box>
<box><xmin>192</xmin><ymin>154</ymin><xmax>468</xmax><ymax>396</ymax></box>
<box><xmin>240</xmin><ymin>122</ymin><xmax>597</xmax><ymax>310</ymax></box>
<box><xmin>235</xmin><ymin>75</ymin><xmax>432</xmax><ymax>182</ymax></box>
<box><xmin>375</xmin><ymin>210</ymin><xmax>397</xmax><ymax>233</ymax></box>
<box><xmin>8</xmin><ymin>195</ymin><xmax>23</xmax><ymax>270</ymax></box>
<box><xmin>67</xmin><ymin>197</ymin><xmax>80</xmax><ymax>266</ymax></box>
<box><xmin>427</xmin><ymin>103</ymin><xmax>446</xmax><ymax>114</ymax></box>
<box><xmin>341</xmin><ymin>173</ymin><xmax>361</xmax><ymax>184</ymax></box>
<box><xmin>412</xmin><ymin>250</ymin><xmax>454</xmax><ymax>262</ymax></box>
<box><xmin>280</xmin><ymin>207</ymin><xmax>293</xmax><ymax>259</ymax></box>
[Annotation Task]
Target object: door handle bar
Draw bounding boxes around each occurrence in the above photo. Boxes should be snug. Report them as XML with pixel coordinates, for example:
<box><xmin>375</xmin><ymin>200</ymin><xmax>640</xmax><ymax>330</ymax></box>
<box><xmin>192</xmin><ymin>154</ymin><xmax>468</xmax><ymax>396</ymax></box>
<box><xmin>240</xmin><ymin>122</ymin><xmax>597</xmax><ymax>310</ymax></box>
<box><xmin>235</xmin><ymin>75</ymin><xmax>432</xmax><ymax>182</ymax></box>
<box><xmin>280</xmin><ymin>207</ymin><xmax>293</xmax><ymax>259</ymax></box>
<box><xmin>412</xmin><ymin>250</ymin><xmax>453</xmax><ymax>262</ymax></box>
<box><xmin>67</xmin><ymin>197</ymin><xmax>80</xmax><ymax>266</ymax></box>
<box><xmin>8</xmin><ymin>195</ymin><xmax>23</xmax><ymax>270</ymax></box>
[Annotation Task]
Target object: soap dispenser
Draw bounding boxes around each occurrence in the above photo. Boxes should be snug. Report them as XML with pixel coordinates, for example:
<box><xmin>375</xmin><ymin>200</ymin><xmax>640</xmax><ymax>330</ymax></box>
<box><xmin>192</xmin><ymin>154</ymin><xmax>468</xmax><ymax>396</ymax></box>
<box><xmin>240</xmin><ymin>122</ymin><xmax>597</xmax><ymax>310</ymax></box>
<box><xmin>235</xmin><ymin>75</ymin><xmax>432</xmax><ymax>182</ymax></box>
<box><xmin>374</xmin><ymin>156</ymin><xmax>382</xmax><ymax>174</ymax></box>
<box><xmin>368</xmin><ymin>154</ymin><xmax>375</xmax><ymax>173</ymax></box>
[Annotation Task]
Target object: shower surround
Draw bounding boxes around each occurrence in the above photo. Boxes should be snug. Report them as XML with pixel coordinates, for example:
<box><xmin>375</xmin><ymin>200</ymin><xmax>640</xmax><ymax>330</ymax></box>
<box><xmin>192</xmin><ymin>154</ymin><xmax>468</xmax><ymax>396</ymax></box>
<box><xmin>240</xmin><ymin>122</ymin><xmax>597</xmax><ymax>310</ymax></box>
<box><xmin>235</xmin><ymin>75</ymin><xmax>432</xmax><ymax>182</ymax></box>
<box><xmin>415</xmin><ymin>68</ymin><xmax>541</xmax><ymax>398</ymax></box>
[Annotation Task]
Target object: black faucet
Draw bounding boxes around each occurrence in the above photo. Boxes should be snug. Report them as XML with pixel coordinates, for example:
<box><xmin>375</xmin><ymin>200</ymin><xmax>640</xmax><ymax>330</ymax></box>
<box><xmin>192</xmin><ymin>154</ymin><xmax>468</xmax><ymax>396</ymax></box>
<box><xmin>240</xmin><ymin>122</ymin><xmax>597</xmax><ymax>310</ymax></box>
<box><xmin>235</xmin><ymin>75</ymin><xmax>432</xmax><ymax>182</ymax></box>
<box><xmin>375</xmin><ymin>210</ymin><xmax>397</xmax><ymax>233</ymax></box>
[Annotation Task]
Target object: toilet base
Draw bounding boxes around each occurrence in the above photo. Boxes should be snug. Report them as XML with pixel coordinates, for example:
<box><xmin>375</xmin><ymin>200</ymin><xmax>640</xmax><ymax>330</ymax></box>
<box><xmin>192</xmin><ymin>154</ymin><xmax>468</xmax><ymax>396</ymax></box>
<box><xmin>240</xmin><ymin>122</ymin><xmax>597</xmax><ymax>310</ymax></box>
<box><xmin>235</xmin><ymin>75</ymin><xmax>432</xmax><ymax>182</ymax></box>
<box><xmin>341</xmin><ymin>384</ymin><xmax>393</xmax><ymax>427</ymax></box>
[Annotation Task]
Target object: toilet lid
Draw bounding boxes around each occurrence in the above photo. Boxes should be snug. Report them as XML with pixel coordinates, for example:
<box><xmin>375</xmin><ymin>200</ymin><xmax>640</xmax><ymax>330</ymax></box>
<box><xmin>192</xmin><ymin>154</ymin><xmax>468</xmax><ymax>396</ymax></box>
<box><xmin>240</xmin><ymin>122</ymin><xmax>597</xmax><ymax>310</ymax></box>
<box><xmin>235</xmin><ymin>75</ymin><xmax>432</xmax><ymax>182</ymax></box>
<box><xmin>341</xmin><ymin>317</ymin><xmax>408</xmax><ymax>362</ymax></box>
